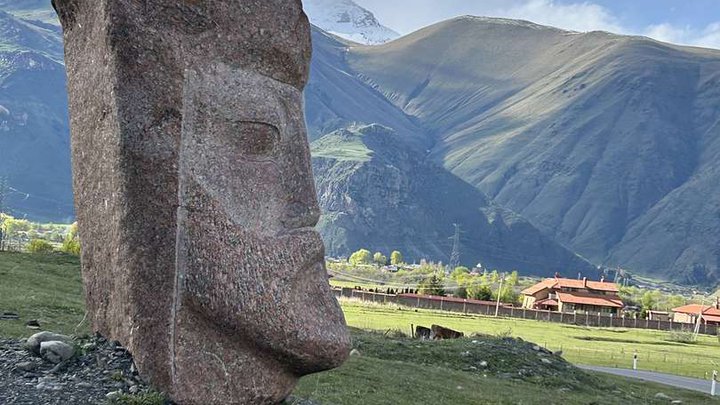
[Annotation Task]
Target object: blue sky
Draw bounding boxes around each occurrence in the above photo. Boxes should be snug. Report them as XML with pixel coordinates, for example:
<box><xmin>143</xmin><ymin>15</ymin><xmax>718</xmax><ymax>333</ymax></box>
<box><xmin>355</xmin><ymin>0</ymin><xmax>720</xmax><ymax>49</ymax></box>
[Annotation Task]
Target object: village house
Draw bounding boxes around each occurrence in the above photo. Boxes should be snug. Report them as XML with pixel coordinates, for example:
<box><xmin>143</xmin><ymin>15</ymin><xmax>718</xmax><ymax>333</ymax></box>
<box><xmin>521</xmin><ymin>276</ymin><xmax>623</xmax><ymax>315</ymax></box>
<box><xmin>671</xmin><ymin>300</ymin><xmax>720</xmax><ymax>325</ymax></box>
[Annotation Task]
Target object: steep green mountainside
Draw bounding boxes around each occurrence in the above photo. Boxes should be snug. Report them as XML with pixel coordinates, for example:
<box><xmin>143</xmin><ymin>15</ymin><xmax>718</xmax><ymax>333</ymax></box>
<box><xmin>312</xmin><ymin>124</ymin><xmax>594</xmax><ymax>275</ymax></box>
<box><xmin>343</xmin><ymin>17</ymin><xmax>720</xmax><ymax>285</ymax></box>
<box><xmin>0</xmin><ymin>7</ymin><xmax>72</xmax><ymax>221</ymax></box>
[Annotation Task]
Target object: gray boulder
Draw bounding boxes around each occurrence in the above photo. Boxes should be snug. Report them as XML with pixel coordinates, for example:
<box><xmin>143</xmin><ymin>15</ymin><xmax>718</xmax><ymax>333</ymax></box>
<box><xmin>24</xmin><ymin>332</ymin><xmax>73</xmax><ymax>355</ymax></box>
<box><xmin>40</xmin><ymin>341</ymin><xmax>75</xmax><ymax>364</ymax></box>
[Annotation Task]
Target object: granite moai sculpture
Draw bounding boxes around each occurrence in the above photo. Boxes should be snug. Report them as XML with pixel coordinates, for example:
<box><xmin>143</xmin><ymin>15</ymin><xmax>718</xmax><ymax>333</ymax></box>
<box><xmin>53</xmin><ymin>1</ymin><xmax>350</xmax><ymax>403</ymax></box>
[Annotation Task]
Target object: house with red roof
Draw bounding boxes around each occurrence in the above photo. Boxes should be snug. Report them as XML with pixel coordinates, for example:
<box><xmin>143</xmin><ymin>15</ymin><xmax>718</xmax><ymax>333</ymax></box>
<box><xmin>521</xmin><ymin>276</ymin><xmax>623</xmax><ymax>315</ymax></box>
<box><xmin>671</xmin><ymin>302</ymin><xmax>720</xmax><ymax>325</ymax></box>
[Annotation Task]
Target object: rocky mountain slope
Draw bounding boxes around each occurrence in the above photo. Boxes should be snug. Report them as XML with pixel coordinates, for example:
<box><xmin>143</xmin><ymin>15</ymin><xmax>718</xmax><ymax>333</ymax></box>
<box><xmin>312</xmin><ymin>124</ymin><xmax>594</xmax><ymax>274</ymax></box>
<box><xmin>340</xmin><ymin>16</ymin><xmax>720</xmax><ymax>284</ymax></box>
<box><xmin>303</xmin><ymin>0</ymin><xmax>399</xmax><ymax>45</ymax></box>
<box><xmin>0</xmin><ymin>6</ymin><xmax>72</xmax><ymax>221</ymax></box>
<box><xmin>4</xmin><ymin>1</ymin><xmax>720</xmax><ymax>284</ymax></box>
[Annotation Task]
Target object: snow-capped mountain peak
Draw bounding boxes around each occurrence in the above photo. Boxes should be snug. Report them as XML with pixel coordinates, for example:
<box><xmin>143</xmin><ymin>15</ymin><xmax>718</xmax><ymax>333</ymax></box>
<box><xmin>303</xmin><ymin>0</ymin><xmax>400</xmax><ymax>45</ymax></box>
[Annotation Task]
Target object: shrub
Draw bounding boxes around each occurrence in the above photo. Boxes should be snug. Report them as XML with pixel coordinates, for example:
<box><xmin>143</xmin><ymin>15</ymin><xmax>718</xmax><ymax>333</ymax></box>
<box><xmin>667</xmin><ymin>330</ymin><xmax>696</xmax><ymax>344</ymax></box>
<box><xmin>61</xmin><ymin>222</ymin><xmax>81</xmax><ymax>256</ymax></box>
<box><xmin>27</xmin><ymin>239</ymin><xmax>54</xmax><ymax>254</ymax></box>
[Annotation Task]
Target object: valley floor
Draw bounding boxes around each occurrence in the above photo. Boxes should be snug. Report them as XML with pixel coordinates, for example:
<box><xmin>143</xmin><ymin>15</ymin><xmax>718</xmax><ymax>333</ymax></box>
<box><xmin>0</xmin><ymin>252</ymin><xmax>717</xmax><ymax>404</ymax></box>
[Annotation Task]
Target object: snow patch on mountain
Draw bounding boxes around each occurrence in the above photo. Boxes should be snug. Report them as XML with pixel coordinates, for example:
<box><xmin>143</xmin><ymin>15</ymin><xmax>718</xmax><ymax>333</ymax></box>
<box><xmin>304</xmin><ymin>0</ymin><xmax>400</xmax><ymax>45</ymax></box>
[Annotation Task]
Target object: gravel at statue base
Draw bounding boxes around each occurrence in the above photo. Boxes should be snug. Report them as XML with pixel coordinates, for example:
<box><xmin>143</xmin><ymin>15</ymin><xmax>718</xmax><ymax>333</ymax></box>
<box><xmin>0</xmin><ymin>334</ymin><xmax>161</xmax><ymax>405</ymax></box>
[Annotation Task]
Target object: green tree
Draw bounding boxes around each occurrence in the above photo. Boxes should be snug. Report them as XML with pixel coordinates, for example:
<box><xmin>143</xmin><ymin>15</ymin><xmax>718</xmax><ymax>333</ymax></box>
<box><xmin>507</xmin><ymin>271</ymin><xmax>519</xmax><ymax>286</ymax></box>
<box><xmin>61</xmin><ymin>222</ymin><xmax>81</xmax><ymax>256</ymax></box>
<box><xmin>450</xmin><ymin>266</ymin><xmax>470</xmax><ymax>281</ymax></box>
<box><xmin>27</xmin><ymin>239</ymin><xmax>54</xmax><ymax>254</ymax></box>
<box><xmin>418</xmin><ymin>274</ymin><xmax>445</xmax><ymax>296</ymax></box>
<box><xmin>641</xmin><ymin>291</ymin><xmax>659</xmax><ymax>316</ymax></box>
<box><xmin>349</xmin><ymin>249</ymin><xmax>372</xmax><ymax>266</ymax></box>
<box><xmin>373</xmin><ymin>252</ymin><xmax>387</xmax><ymax>266</ymax></box>
<box><xmin>468</xmin><ymin>284</ymin><xmax>493</xmax><ymax>301</ymax></box>
<box><xmin>390</xmin><ymin>250</ymin><xmax>403</xmax><ymax>265</ymax></box>
<box><xmin>666</xmin><ymin>295</ymin><xmax>686</xmax><ymax>310</ymax></box>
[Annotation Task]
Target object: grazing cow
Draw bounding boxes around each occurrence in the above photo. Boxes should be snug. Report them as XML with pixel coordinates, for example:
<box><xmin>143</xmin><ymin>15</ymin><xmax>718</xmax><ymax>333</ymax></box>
<box><xmin>415</xmin><ymin>325</ymin><xmax>433</xmax><ymax>340</ymax></box>
<box><xmin>431</xmin><ymin>324</ymin><xmax>464</xmax><ymax>340</ymax></box>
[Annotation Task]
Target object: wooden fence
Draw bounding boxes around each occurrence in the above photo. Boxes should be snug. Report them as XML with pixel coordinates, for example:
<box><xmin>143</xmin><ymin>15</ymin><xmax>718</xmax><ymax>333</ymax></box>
<box><xmin>334</xmin><ymin>288</ymin><xmax>719</xmax><ymax>336</ymax></box>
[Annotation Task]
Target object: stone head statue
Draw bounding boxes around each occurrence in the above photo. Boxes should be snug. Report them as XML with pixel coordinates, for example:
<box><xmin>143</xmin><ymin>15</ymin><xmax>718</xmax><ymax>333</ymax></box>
<box><xmin>53</xmin><ymin>0</ymin><xmax>350</xmax><ymax>403</ymax></box>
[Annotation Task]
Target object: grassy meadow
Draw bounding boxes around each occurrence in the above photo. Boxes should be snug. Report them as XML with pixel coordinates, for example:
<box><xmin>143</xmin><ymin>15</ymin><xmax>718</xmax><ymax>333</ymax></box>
<box><xmin>341</xmin><ymin>299</ymin><xmax>720</xmax><ymax>379</ymax></box>
<box><xmin>0</xmin><ymin>252</ymin><xmax>718</xmax><ymax>404</ymax></box>
<box><xmin>0</xmin><ymin>251</ymin><xmax>86</xmax><ymax>338</ymax></box>
<box><xmin>294</xmin><ymin>329</ymin><xmax>716</xmax><ymax>405</ymax></box>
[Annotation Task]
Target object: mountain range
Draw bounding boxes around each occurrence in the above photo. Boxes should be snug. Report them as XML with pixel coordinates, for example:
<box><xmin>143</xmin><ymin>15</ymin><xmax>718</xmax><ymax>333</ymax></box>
<box><xmin>3</xmin><ymin>1</ymin><xmax>720</xmax><ymax>285</ymax></box>
<box><xmin>303</xmin><ymin>0</ymin><xmax>399</xmax><ymax>45</ymax></box>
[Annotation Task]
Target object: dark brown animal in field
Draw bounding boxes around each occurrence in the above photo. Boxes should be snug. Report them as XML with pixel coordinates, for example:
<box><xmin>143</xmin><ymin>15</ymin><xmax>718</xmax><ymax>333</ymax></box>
<box><xmin>415</xmin><ymin>325</ymin><xmax>432</xmax><ymax>340</ymax></box>
<box><xmin>431</xmin><ymin>325</ymin><xmax>464</xmax><ymax>340</ymax></box>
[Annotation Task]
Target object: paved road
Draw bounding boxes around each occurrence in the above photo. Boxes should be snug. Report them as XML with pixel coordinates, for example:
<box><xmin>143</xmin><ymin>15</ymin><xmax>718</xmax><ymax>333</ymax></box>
<box><xmin>580</xmin><ymin>365</ymin><xmax>716</xmax><ymax>395</ymax></box>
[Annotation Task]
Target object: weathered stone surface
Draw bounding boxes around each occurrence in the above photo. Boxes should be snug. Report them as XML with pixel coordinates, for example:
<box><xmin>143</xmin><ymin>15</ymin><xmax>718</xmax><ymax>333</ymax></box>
<box><xmin>52</xmin><ymin>0</ymin><xmax>350</xmax><ymax>403</ymax></box>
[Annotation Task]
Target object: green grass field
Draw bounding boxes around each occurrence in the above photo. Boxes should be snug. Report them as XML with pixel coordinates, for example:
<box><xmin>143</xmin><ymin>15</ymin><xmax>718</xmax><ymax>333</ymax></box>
<box><xmin>341</xmin><ymin>299</ymin><xmax>720</xmax><ymax>379</ymax></box>
<box><xmin>1</xmin><ymin>252</ymin><xmax>718</xmax><ymax>404</ymax></box>
<box><xmin>294</xmin><ymin>329</ymin><xmax>716</xmax><ymax>405</ymax></box>
<box><xmin>0</xmin><ymin>252</ymin><xmax>87</xmax><ymax>338</ymax></box>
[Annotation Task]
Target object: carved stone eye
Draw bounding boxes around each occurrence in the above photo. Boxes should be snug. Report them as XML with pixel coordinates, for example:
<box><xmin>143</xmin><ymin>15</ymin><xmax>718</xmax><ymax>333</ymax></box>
<box><xmin>231</xmin><ymin>121</ymin><xmax>280</xmax><ymax>156</ymax></box>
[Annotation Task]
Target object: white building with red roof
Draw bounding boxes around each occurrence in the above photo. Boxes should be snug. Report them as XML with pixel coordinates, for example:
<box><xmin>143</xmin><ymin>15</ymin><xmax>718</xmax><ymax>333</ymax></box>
<box><xmin>521</xmin><ymin>276</ymin><xmax>623</xmax><ymax>315</ymax></box>
<box><xmin>671</xmin><ymin>302</ymin><xmax>720</xmax><ymax>325</ymax></box>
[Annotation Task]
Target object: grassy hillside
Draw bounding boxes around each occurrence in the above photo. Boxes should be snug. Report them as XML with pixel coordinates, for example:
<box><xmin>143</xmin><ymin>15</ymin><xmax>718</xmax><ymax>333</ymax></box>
<box><xmin>0</xmin><ymin>252</ymin><xmax>85</xmax><ymax>338</ymax></box>
<box><xmin>295</xmin><ymin>329</ymin><xmax>715</xmax><ymax>405</ymax></box>
<box><xmin>0</xmin><ymin>252</ymin><xmax>717</xmax><ymax>405</ymax></box>
<box><xmin>341</xmin><ymin>300</ymin><xmax>720</xmax><ymax>379</ymax></box>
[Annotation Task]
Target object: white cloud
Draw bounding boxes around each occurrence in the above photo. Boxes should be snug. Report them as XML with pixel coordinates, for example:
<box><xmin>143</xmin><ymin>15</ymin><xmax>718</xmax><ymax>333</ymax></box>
<box><xmin>498</xmin><ymin>0</ymin><xmax>623</xmax><ymax>33</ymax></box>
<box><xmin>644</xmin><ymin>22</ymin><xmax>720</xmax><ymax>49</ymax></box>
<box><xmin>354</xmin><ymin>0</ymin><xmax>720</xmax><ymax>50</ymax></box>
<box><xmin>356</xmin><ymin>0</ymin><xmax>622</xmax><ymax>35</ymax></box>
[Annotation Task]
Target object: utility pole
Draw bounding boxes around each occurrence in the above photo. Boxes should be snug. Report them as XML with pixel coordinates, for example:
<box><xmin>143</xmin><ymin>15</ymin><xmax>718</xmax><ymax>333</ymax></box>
<box><xmin>495</xmin><ymin>273</ymin><xmax>506</xmax><ymax>317</ymax></box>
<box><xmin>693</xmin><ymin>297</ymin><xmax>705</xmax><ymax>341</ymax></box>
<box><xmin>449</xmin><ymin>223</ymin><xmax>461</xmax><ymax>271</ymax></box>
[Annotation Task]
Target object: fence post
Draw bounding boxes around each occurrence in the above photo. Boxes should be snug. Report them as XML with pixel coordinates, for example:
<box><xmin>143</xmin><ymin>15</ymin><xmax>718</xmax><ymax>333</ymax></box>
<box><xmin>574</xmin><ymin>310</ymin><xmax>577</xmax><ymax>324</ymax></box>
<box><xmin>633</xmin><ymin>351</ymin><xmax>638</xmax><ymax>370</ymax></box>
<box><xmin>440</xmin><ymin>297</ymin><xmax>444</xmax><ymax>311</ymax></box>
<box><xmin>463</xmin><ymin>300</ymin><xmax>467</xmax><ymax>314</ymax></box>
<box><xmin>712</xmin><ymin>370</ymin><xmax>717</xmax><ymax>396</ymax></box>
